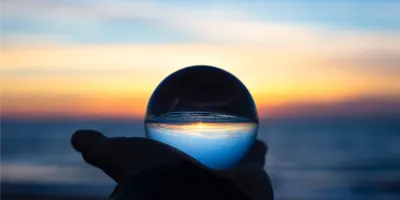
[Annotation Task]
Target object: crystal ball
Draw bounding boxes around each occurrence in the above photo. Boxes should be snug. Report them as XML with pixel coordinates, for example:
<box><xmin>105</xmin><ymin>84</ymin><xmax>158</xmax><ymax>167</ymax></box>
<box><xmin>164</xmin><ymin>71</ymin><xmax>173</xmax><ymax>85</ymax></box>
<box><xmin>145</xmin><ymin>65</ymin><xmax>259</xmax><ymax>169</ymax></box>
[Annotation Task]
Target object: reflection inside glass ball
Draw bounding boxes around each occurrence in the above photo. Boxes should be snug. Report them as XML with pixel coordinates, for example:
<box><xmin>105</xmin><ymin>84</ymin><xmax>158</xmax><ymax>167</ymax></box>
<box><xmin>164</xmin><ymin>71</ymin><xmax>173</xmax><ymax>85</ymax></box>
<box><xmin>145</xmin><ymin>112</ymin><xmax>257</xmax><ymax>169</ymax></box>
<box><xmin>145</xmin><ymin>65</ymin><xmax>259</xmax><ymax>169</ymax></box>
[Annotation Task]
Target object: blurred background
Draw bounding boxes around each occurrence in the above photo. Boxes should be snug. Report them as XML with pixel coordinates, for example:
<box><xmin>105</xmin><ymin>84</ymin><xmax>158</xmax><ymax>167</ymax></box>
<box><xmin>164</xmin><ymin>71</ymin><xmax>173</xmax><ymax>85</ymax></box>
<box><xmin>1</xmin><ymin>0</ymin><xmax>400</xmax><ymax>199</ymax></box>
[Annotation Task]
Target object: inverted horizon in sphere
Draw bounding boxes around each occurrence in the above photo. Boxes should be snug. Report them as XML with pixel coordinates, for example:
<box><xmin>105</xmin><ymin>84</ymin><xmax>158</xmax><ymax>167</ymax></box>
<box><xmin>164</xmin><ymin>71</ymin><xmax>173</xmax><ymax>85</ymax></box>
<box><xmin>147</xmin><ymin>122</ymin><xmax>257</xmax><ymax>139</ymax></box>
<box><xmin>145</xmin><ymin>116</ymin><xmax>258</xmax><ymax>169</ymax></box>
<box><xmin>145</xmin><ymin>66</ymin><xmax>259</xmax><ymax>169</ymax></box>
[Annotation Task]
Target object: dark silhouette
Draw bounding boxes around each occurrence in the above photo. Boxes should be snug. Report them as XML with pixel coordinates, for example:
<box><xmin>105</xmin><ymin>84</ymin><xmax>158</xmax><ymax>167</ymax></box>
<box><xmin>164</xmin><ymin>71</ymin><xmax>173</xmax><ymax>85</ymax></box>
<box><xmin>71</xmin><ymin>66</ymin><xmax>272</xmax><ymax>199</ymax></box>
<box><xmin>71</xmin><ymin>130</ymin><xmax>273</xmax><ymax>200</ymax></box>
<box><xmin>146</xmin><ymin>65</ymin><xmax>258</xmax><ymax>123</ymax></box>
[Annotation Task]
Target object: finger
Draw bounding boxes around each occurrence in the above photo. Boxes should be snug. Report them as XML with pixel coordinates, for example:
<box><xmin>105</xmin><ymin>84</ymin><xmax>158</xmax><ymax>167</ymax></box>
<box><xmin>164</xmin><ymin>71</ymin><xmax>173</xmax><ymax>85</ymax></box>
<box><xmin>71</xmin><ymin>129</ymin><xmax>106</xmax><ymax>153</ymax></box>
<box><xmin>71</xmin><ymin>130</ymin><xmax>203</xmax><ymax>182</ymax></box>
<box><xmin>238</xmin><ymin>139</ymin><xmax>267</xmax><ymax>167</ymax></box>
<box><xmin>72</xmin><ymin>130</ymin><xmax>130</xmax><ymax>181</ymax></box>
<box><xmin>220</xmin><ymin>140</ymin><xmax>272</xmax><ymax>200</ymax></box>
<box><xmin>71</xmin><ymin>130</ymin><xmax>121</xmax><ymax>180</ymax></box>
<box><xmin>219</xmin><ymin>164</ymin><xmax>273</xmax><ymax>200</ymax></box>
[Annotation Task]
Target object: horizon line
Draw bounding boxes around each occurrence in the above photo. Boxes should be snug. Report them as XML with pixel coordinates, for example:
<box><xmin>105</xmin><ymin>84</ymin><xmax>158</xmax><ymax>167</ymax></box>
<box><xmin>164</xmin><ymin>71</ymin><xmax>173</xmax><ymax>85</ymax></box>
<box><xmin>2</xmin><ymin>112</ymin><xmax>399</xmax><ymax>122</ymax></box>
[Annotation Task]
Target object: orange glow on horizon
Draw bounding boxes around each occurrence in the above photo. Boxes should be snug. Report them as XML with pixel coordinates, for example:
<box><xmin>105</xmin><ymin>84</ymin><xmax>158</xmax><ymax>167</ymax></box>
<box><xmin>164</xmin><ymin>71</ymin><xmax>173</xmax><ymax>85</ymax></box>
<box><xmin>1</xmin><ymin>44</ymin><xmax>399</xmax><ymax>119</ymax></box>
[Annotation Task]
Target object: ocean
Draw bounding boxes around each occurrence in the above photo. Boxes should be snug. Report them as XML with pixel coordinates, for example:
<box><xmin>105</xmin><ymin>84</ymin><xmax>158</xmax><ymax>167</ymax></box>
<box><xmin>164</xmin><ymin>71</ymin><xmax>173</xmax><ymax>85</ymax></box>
<box><xmin>1</xmin><ymin>116</ymin><xmax>400</xmax><ymax>200</ymax></box>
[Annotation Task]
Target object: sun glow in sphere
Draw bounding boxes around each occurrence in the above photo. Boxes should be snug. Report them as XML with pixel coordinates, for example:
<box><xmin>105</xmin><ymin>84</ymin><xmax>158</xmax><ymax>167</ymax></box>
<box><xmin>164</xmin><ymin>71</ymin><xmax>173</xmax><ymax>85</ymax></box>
<box><xmin>145</xmin><ymin>65</ymin><xmax>259</xmax><ymax>169</ymax></box>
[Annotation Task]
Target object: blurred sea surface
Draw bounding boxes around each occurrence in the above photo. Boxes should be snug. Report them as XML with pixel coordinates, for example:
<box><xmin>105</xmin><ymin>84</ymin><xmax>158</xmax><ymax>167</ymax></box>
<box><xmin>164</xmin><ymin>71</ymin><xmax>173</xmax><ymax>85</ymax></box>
<box><xmin>1</xmin><ymin>116</ymin><xmax>400</xmax><ymax>200</ymax></box>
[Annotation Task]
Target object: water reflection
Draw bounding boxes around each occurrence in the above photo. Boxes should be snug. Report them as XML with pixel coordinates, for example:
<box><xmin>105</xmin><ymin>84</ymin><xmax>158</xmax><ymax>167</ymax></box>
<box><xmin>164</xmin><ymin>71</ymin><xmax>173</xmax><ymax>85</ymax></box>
<box><xmin>146</xmin><ymin>122</ymin><xmax>257</xmax><ymax>138</ymax></box>
<box><xmin>145</xmin><ymin>122</ymin><xmax>258</xmax><ymax>168</ymax></box>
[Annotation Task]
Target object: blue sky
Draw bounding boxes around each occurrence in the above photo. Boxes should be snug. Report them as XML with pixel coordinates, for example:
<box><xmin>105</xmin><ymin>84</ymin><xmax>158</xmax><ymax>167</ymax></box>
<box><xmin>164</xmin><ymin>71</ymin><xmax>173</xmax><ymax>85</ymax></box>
<box><xmin>1</xmin><ymin>0</ymin><xmax>399</xmax><ymax>44</ymax></box>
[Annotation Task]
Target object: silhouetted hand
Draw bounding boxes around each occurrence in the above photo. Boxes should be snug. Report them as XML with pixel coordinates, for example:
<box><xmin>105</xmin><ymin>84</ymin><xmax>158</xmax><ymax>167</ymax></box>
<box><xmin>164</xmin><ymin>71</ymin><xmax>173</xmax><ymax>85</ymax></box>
<box><xmin>71</xmin><ymin>130</ymin><xmax>273</xmax><ymax>200</ymax></box>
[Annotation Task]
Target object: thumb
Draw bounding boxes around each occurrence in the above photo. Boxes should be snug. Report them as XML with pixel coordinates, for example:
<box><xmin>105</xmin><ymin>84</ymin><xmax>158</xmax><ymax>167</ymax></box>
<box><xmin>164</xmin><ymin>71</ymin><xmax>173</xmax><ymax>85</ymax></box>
<box><xmin>71</xmin><ymin>129</ymin><xmax>122</xmax><ymax>180</ymax></box>
<box><xmin>70</xmin><ymin>129</ymin><xmax>204</xmax><ymax>182</ymax></box>
<box><xmin>71</xmin><ymin>129</ymin><xmax>107</xmax><ymax>154</ymax></box>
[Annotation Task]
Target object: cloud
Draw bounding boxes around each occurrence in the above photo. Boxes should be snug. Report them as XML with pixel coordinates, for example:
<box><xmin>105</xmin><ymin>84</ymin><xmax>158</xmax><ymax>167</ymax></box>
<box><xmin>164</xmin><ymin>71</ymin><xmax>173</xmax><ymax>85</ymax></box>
<box><xmin>333</xmin><ymin>52</ymin><xmax>400</xmax><ymax>76</ymax></box>
<box><xmin>1</xmin><ymin>0</ymin><xmax>399</xmax><ymax>119</ymax></box>
<box><xmin>2</xmin><ymin>0</ymin><xmax>240</xmax><ymax>21</ymax></box>
<box><xmin>241</xmin><ymin>1</ymin><xmax>400</xmax><ymax>20</ymax></box>
<box><xmin>0</xmin><ymin>34</ymin><xmax>71</xmax><ymax>48</ymax></box>
<box><xmin>0</xmin><ymin>68</ymin><xmax>143</xmax><ymax>76</ymax></box>
<box><xmin>147</xmin><ymin>122</ymin><xmax>257</xmax><ymax>139</ymax></box>
<box><xmin>261</xmin><ymin>95</ymin><xmax>400</xmax><ymax>119</ymax></box>
<box><xmin>3</xmin><ymin>0</ymin><xmax>399</xmax><ymax>21</ymax></box>
<box><xmin>1</xmin><ymin>0</ymin><xmax>400</xmax><ymax>56</ymax></box>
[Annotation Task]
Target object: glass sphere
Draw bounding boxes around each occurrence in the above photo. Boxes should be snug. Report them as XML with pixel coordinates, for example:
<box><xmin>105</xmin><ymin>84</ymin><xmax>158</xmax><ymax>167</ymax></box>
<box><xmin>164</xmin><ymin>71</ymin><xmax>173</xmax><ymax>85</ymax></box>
<box><xmin>145</xmin><ymin>65</ymin><xmax>259</xmax><ymax>169</ymax></box>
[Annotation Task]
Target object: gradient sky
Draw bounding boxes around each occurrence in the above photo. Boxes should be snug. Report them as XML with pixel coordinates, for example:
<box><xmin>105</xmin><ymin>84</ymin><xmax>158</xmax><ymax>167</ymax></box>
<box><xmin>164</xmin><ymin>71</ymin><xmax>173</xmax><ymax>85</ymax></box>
<box><xmin>1</xmin><ymin>0</ymin><xmax>400</xmax><ymax>119</ymax></box>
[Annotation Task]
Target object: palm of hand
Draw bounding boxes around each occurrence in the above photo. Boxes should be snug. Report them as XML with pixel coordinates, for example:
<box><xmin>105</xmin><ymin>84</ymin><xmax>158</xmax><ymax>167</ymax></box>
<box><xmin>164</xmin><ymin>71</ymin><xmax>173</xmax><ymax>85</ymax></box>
<box><xmin>71</xmin><ymin>130</ymin><xmax>273</xmax><ymax>200</ymax></box>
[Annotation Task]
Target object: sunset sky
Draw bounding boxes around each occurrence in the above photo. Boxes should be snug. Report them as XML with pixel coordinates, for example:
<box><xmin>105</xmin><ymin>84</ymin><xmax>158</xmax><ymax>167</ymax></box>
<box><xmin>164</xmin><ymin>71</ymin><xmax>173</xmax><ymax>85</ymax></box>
<box><xmin>1</xmin><ymin>0</ymin><xmax>400</xmax><ymax>119</ymax></box>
